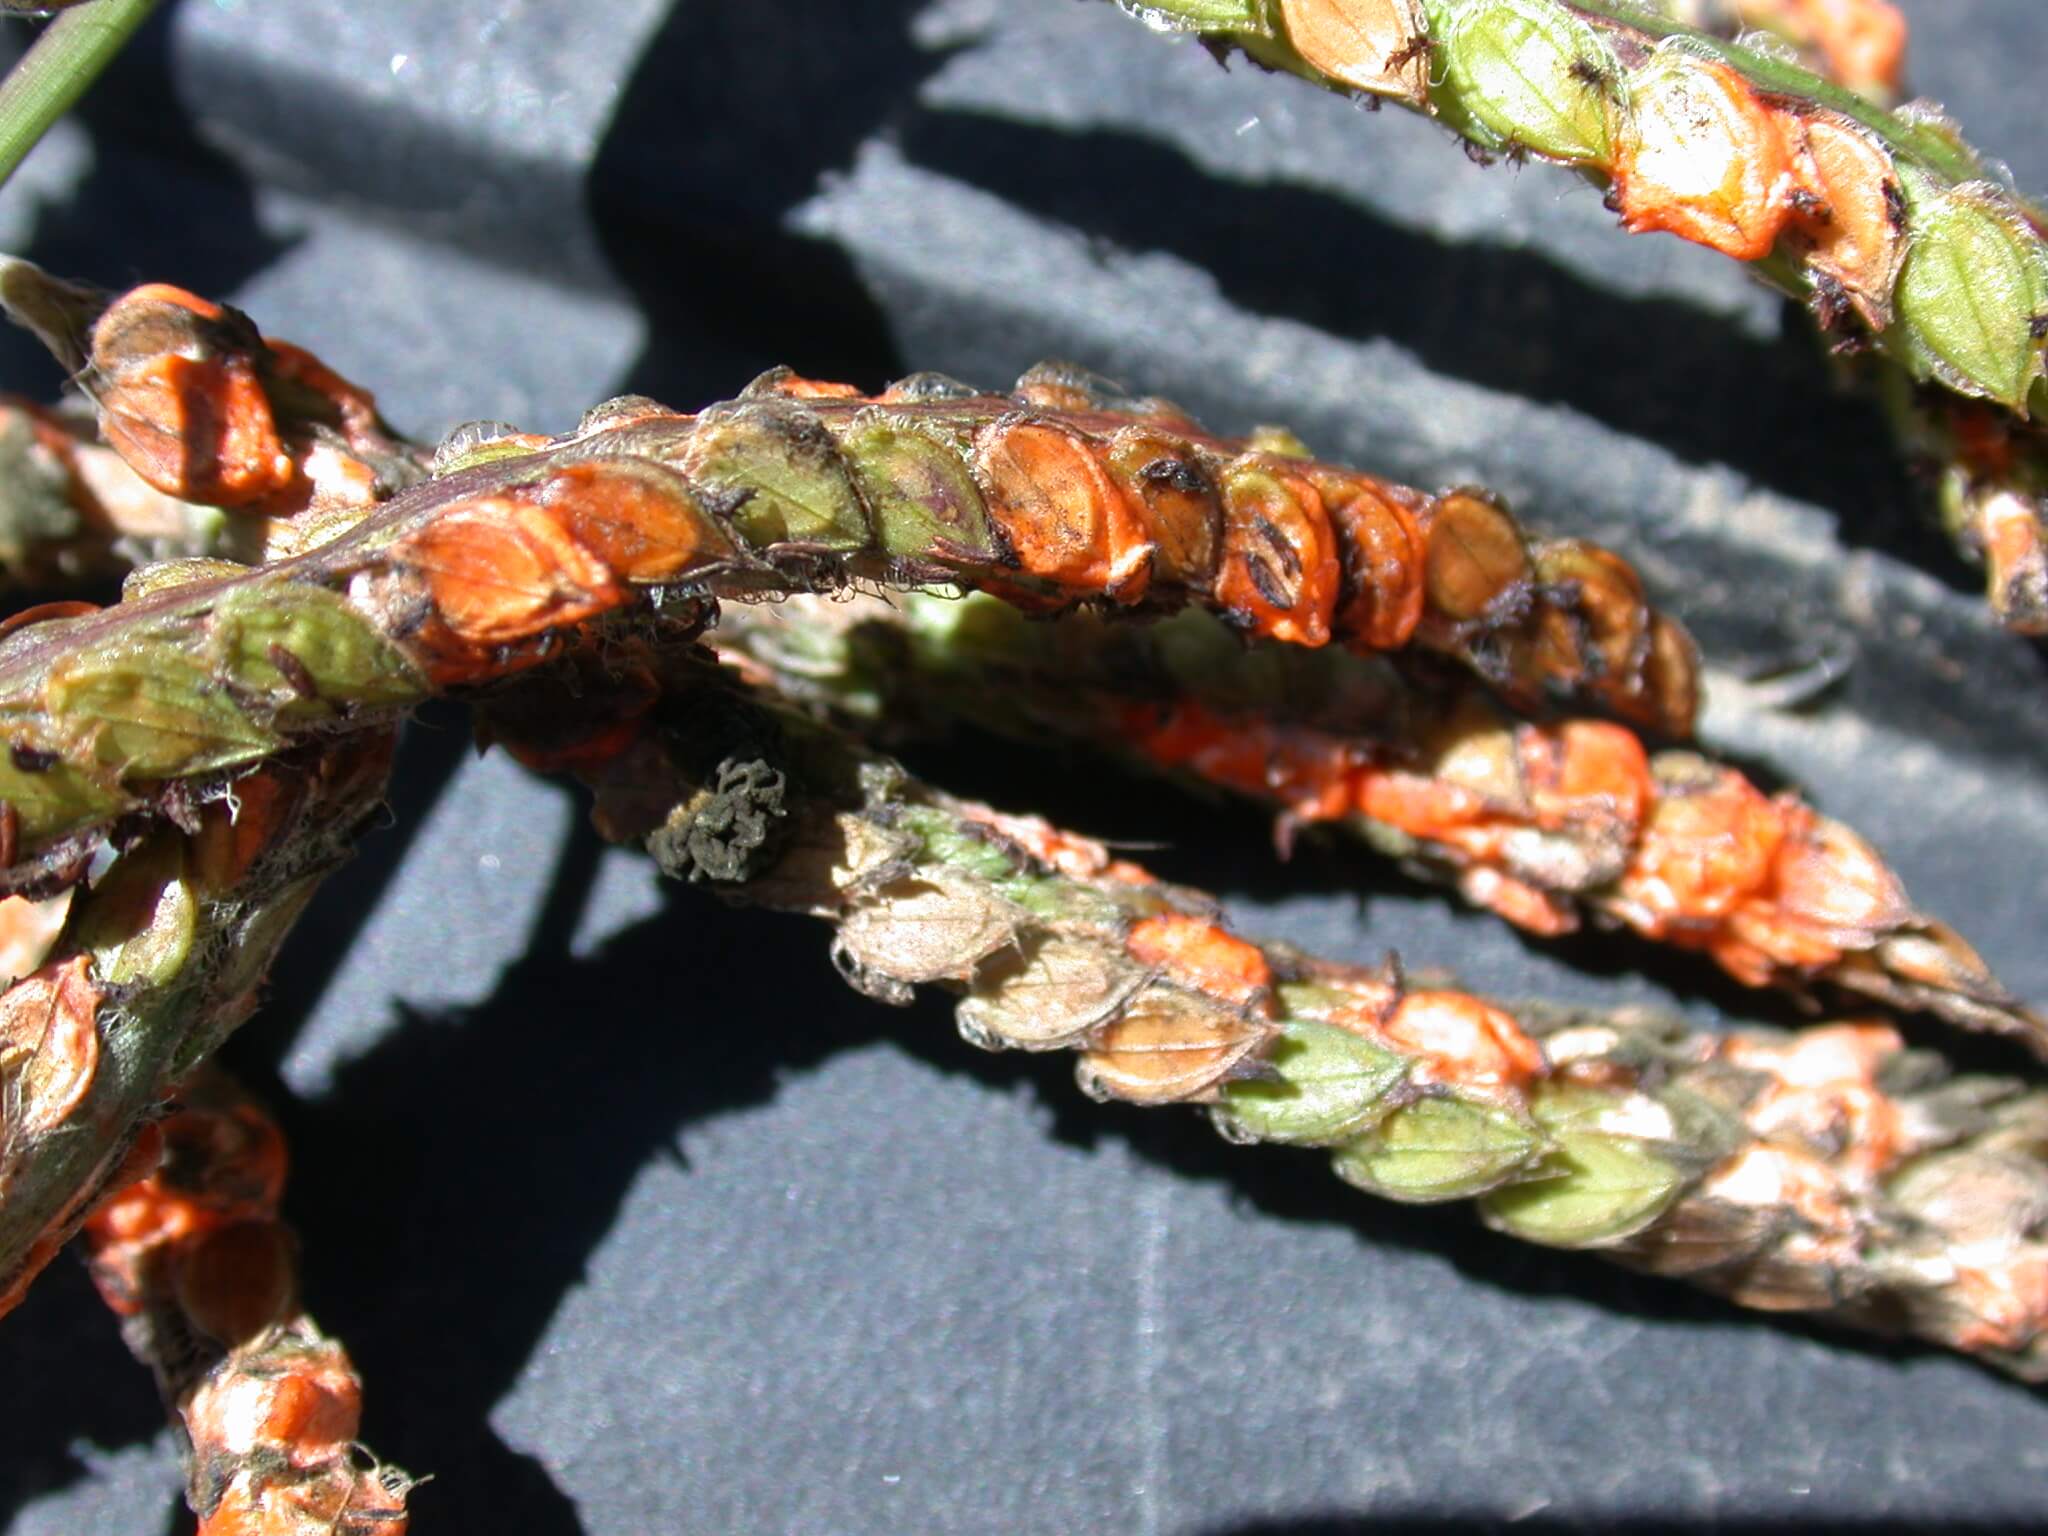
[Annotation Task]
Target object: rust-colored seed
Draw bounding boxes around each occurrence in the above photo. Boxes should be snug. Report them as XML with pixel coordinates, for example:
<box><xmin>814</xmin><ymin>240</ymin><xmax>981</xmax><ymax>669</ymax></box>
<box><xmin>1379</xmin><ymin>990</ymin><xmax>1545</xmax><ymax>1094</ymax></box>
<box><xmin>1216</xmin><ymin>459</ymin><xmax>1342</xmax><ymax>645</ymax></box>
<box><xmin>1422</xmin><ymin>491</ymin><xmax>1531</xmax><ymax>623</ymax></box>
<box><xmin>1614</xmin><ymin>57</ymin><xmax>1797</xmax><ymax>261</ymax></box>
<box><xmin>395</xmin><ymin>497</ymin><xmax>622</xmax><ymax>649</ymax></box>
<box><xmin>1620</xmin><ymin>768</ymin><xmax>1785</xmax><ymax>925</ymax></box>
<box><xmin>101</xmin><ymin>355</ymin><xmax>292</xmax><ymax>507</ymax></box>
<box><xmin>89</xmin><ymin>284</ymin><xmax>296</xmax><ymax>507</ymax></box>
<box><xmin>1278</xmin><ymin>0</ymin><xmax>1430</xmax><ymax>102</ymax></box>
<box><xmin>1789</xmin><ymin>111</ymin><xmax>1907</xmax><ymax>325</ymax></box>
<box><xmin>1126</xmin><ymin>912</ymin><xmax>1274</xmax><ymax>1010</ymax></box>
<box><xmin>1326</xmin><ymin>477</ymin><xmax>1427</xmax><ymax>651</ymax></box>
<box><xmin>1104</xmin><ymin>428</ymin><xmax>1223</xmax><ymax>587</ymax></box>
<box><xmin>977</xmin><ymin>420</ymin><xmax>1154</xmax><ymax>600</ymax></box>
<box><xmin>535</xmin><ymin>460</ymin><xmax>731</xmax><ymax>584</ymax></box>
<box><xmin>1079</xmin><ymin>986</ymin><xmax>1271</xmax><ymax>1104</ymax></box>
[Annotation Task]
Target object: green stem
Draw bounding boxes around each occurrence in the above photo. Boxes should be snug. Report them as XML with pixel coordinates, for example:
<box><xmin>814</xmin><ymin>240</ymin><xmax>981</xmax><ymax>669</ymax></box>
<box><xmin>0</xmin><ymin>0</ymin><xmax>158</xmax><ymax>194</ymax></box>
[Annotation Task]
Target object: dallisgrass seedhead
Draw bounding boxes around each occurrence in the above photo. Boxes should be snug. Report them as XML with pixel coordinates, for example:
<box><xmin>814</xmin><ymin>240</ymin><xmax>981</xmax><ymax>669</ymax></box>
<box><xmin>1101</xmin><ymin>0</ymin><xmax>2048</xmax><ymax>627</ymax></box>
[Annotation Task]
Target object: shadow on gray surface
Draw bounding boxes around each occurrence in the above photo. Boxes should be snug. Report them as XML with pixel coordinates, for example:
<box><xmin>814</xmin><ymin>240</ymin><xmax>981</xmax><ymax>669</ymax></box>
<box><xmin>586</xmin><ymin>0</ymin><xmax>935</xmax><ymax>408</ymax></box>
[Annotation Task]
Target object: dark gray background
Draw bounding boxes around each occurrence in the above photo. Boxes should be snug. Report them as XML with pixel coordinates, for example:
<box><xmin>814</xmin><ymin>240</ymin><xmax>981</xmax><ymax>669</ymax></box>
<box><xmin>2</xmin><ymin>2</ymin><xmax>2047</xmax><ymax>1531</ymax></box>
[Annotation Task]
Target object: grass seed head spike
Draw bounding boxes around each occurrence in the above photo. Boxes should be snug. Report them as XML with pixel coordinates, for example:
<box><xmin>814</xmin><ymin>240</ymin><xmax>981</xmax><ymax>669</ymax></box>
<box><xmin>0</xmin><ymin>310</ymin><xmax>1706</xmax><ymax>880</ymax></box>
<box><xmin>80</xmin><ymin>1069</ymin><xmax>413</xmax><ymax>1534</ymax></box>
<box><xmin>1092</xmin><ymin>0</ymin><xmax>2048</xmax><ymax>629</ymax></box>
<box><xmin>709</xmin><ymin>592</ymin><xmax>2044</xmax><ymax>1057</ymax></box>
<box><xmin>0</xmin><ymin>730</ymin><xmax>396</xmax><ymax>1326</ymax></box>
<box><xmin>505</xmin><ymin>650</ymin><xmax>2048</xmax><ymax>1377</ymax></box>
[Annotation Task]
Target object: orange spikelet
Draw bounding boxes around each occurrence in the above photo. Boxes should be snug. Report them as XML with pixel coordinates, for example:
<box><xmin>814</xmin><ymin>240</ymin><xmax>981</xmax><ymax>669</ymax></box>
<box><xmin>185</xmin><ymin>1337</ymin><xmax>410</xmax><ymax>1536</ymax></box>
<box><xmin>1078</xmin><ymin>988</ymin><xmax>1274</xmax><ymax>1104</ymax></box>
<box><xmin>1786</xmin><ymin>110</ymin><xmax>1908</xmax><ymax>326</ymax></box>
<box><xmin>1615</xmin><ymin>765</ymin><xmax>1786</xmax><ymax>929</ymax></box>
<box><xmin>1379</xmin><ymin>991</ymin><xmax>1545</xmax><ymax>1095</ymax></box>
<box><xmin>1277</xmin><ymin>0</ymin><xmax>1430</xmax><ymax>102</ymax></box>
<box><xmin>1710</xmin><ymin>806</ymin><xmax>1909</xmax><ymax>983</ymax></box>
<box><xmin>1613</xmin><ymin>55</ymin><xmax>1799</xmax><ymax>261</ymax></box>
<box><xmin>1324</xmin><ymin>475</ymin><xmax>1428</xmax><ymax>652</ymax></box>
<box><xmin>1417</xmin><ymin>491</ymin><xmax>1531</xmax><ymax>626</ymax></box>
<box><xmin>89</xmin><ymin>284</ymin><xmax>295</xmax><ymax>506</ymax></box>
<box><xmin>977</xmin><ymin>419</ymin><xmax>1155</xmax><ymax>601</ymax></box>
<box><xmin>1353</xmin><ymin>764</ymin><xmax>1492</xmax><ymax>846</ymax></box>
<box><xmin>535</xmin><ymin>460</ymin><xmax>733</xmax><ymax>584</ymax></box>
<box><xmin>1103</xmin><ymin>428</ymin><xmax>1223</xmax><ymax>588</ymax></box>
<box><xmin>1216</xmin><ymin>457</ymin><xmax>1342</xmax><ymax>645</ymax></box>
<box><xmin>394</xmin><ymin>496</ymin><xmax>623</xmax><ymax>654</ymax></box>
<box><xmin>1526</xmin><ymin>541</ymin><xmax>1654</xmax><ymax>707</ymax></box>
<box><xmin>1126</xmin><ymin>913</ymin><xmax>1274</xmax><ymax>1011</ymax></box>
<box><xmin>1521</xmin><ymin>718</ymin><xmax>1654</xmax><ymax>833</ymax></box>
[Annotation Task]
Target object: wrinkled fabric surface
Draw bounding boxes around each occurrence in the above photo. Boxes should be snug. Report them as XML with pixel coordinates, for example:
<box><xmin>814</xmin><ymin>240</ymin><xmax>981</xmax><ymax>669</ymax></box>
<box><xmin>2</xmin><ymin>2</ymin><xmax>2047</xmax><ymax>1532</ymax></box>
